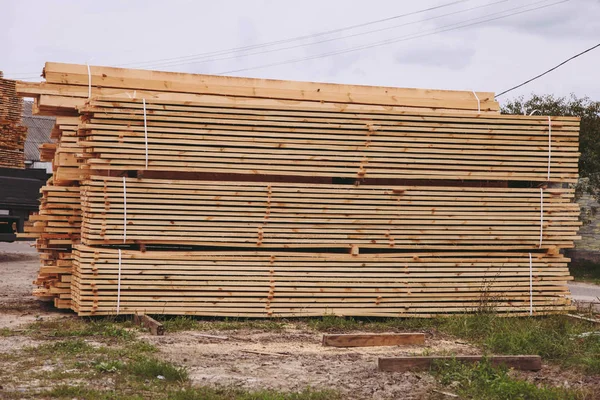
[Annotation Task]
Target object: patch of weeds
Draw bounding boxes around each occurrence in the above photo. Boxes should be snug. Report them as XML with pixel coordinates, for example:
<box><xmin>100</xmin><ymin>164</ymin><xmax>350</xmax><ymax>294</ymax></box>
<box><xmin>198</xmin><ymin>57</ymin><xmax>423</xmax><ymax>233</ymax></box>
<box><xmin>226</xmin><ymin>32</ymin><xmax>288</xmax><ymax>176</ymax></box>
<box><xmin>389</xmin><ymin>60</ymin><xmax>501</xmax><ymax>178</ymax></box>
<box><xmin>93</xmin><ymin>359</ymin><xmax>124</xmax><ymax>373</ymax></box>
<box><xmin>26</xmin><ymin>338</ymin><xmax>96</xmax><ymax>356</ymax></box>
<box><xmin>570</xmin><ymin>261</ymin><xmax>600</xmax><ymax>285</ymax></box>
<box><xmin>126</xmin><ymin>357</ymin><xmax>188</xmax><ymax>382</ymax></box>
<box><xmin>210</xmin><ymin>318</ymin><xmax>285</xmax><ymax>331</ymax></box>
<box><xmin>434</xmin><ymin>359</ymin><xmax>587</xmax><ymax>400</ymax></box>
<box><xmin>305</xmin><ymin>314</ymin><xmax>600</xmax><ymax>374</ymax></box>
<box><xmin>0</xmin><ymin>327</ymin><xmax>16</xmax><ymax>336</ymax></box>
<box><xmin>306</xmin><ymin>315</ymin><xmax>434</xmax><ymax>332</ymax></box>
<box><xmin>29</xmin><ymin>317</ymin><xmax>135</xmax><ymax>341</ymax></box>
<box><xmin>128</xmin><ymin>339</ymin><xmax>158</xmax><ymax>353</ymax></box>
<box><xmin>156</xmin><ymin>316</ymin><xmax>286</xmax><ymax>332</ymax></box>
<box><xmin>158</xmin><ymin>316</ymin><xmax>199</xmax><ymax>332</ymax></box>
<box><xmin>40</xmin><ymin>385</ymin><xmax>143</xmax><ymax>400</ymax></box>
<box><xmin>168</xmin><ymin>386</ymin><xmax>342</xmax><ymax>400</ymax></box>
<box><xmin>436</xmin><ymin>314</ymin><xmax>600</xmax><ymax>375</ymax></box>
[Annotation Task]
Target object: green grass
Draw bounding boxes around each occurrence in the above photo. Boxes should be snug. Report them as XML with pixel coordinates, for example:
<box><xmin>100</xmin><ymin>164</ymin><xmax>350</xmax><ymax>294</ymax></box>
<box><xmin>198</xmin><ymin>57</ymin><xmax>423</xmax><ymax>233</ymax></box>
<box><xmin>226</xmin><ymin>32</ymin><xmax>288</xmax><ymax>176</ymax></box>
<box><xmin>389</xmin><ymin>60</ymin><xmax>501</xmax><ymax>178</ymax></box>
<box><xmin>26</xmin><ymin>338</ymin><xmax>97</xmax><ymax>356</ymax></box>
<box><xmin>0</xmin><ymin>327</ymin><xmax>16</xmax><ymax>336</ymax></box>
<box><xmin>41</xmin><ymin>386</ymin><xmax>144</xmax><ymax>400</ymax></box>
<box><xmin>570</xmin><ymin>261</ymin><xmax>600</xmax><ymax>285</ymax></box>
<box><xmin>28</xmin><ymin>317</ymin><xmax>136</xmax><ymax>340</ymax></box>
<box><xmin>305</xmin><ymin>314</ymin><xmax>600</xmax><ymax>374</ymax></box>
<box><xmin>166</xmin><ymin>387</ymin><xmax>341</xmax><ymax>400</ymax></box>
<box><xmin>39</xmin><ymin>385</ymin><xmax>340</xmax><ymax>400</ymax></box>
<box><xmin>126</xmin><ymin>357</ymin><xmax>189</xmax><ymax>382</ymax></box>
<box><xmin>156</xmin><ymin>316</ymin><xmax>286</xmax><ymax>332</ymax></box>
<box><xmin>434</xmin><ymin>359</ymin><xmax>587</xmax><ymax>400</ymax></box>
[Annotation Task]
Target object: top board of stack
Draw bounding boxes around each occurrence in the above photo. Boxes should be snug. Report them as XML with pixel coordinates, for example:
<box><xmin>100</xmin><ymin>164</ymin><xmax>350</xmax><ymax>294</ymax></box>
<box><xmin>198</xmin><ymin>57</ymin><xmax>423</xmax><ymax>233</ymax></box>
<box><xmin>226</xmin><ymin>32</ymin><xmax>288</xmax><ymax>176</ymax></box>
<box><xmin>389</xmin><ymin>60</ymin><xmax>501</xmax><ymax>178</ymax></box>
<box><xmin>17</xmin><ymin>62</ymin><xmax>580</xmax><ymax>317</ymax></box>
<box><xmin>0</xmin><ymin>71</ymin><xmax>28</xmax><ymax>168</ymax></box>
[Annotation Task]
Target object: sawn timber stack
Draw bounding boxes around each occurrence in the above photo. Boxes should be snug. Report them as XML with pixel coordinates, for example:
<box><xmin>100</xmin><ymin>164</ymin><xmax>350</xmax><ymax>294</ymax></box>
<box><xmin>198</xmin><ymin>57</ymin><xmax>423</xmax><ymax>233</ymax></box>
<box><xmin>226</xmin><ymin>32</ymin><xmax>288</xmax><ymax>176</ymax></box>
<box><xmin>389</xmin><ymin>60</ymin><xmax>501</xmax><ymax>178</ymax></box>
<box><xmin>0</xmin><ymin>71</ymin><xmax>27</xmax><ymax>168</ymax></box>
<box><xmin>18</xmin><ymin>62</ymin><xmax>581</xmax><ymax>317</ymax></box>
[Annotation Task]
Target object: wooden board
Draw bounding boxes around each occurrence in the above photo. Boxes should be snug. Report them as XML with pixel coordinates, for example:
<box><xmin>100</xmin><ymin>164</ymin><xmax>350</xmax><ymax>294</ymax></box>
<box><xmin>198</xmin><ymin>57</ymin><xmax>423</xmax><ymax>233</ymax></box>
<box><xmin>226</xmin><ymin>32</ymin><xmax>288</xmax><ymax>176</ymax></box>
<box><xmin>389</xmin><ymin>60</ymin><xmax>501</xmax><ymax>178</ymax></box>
<box><xmin>322</xmin><ymin>333</ymin><xmax>425</xmax><ymax>347</ymax></box>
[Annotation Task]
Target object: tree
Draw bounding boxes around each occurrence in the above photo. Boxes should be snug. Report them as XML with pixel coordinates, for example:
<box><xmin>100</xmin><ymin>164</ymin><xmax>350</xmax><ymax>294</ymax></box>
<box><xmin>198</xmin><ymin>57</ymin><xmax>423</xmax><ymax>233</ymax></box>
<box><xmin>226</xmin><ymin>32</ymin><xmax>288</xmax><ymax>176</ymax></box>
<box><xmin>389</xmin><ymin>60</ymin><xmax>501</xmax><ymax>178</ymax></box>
<box><xmin>501</xmin><ymin>94</ymin><xmax>600</xmax><ymax>201</ymax></box>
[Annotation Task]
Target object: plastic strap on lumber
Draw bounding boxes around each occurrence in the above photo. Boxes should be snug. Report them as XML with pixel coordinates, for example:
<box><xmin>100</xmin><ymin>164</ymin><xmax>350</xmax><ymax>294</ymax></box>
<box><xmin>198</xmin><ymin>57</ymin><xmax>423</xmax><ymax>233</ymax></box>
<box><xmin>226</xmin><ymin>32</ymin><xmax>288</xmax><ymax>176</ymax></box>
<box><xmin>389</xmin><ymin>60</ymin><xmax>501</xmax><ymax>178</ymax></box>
<box><xmin>547</xmin><ymin>116</ymin><xmax>552</xmax><ymax>181</ymax></box>
<box><xmin>117</xmin><ymin>248</ymin><xmax>122</xmax><ymax>315</ymax></box>
<box><xmin>528</xmin><ymin>252</ymin><xmax>533</xmax><ymax>316</ymax></box>
<box><xmin>143</xmin><ymin>98</ymin><xmax>148</xmax><ymax>169</ymax></box>
<box><xmin>539</xmin><ymin>188</ymin><xmax>544</xmax><ymax>248</ymax></box>
<box><xmin>471</xmin><ymin>91</ymin><xmax>481</xmax><ymax>113</ymax></box>
<box><xmin>87</xmin><ymin>63</ymin><xmax>92</xmax><ymax>99</ymax></box>
<box><xmin>122</xmin><ymin>176</ymin><xmax>127</xmax><ymax>243</ymax></box>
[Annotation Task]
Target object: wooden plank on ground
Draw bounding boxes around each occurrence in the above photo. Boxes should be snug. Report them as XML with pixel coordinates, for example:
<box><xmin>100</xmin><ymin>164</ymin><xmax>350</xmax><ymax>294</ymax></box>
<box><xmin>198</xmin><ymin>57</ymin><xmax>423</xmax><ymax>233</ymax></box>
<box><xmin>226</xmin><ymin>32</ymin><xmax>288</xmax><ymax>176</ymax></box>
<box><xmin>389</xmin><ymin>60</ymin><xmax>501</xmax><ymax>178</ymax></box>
<box><xmin>133</xmin><ymin>314</ymin><xmax>165</xmax><ymax>336</ymax></box>
<box><xmin>322</xmin><ymin>333</ymin><xmax>425</xmax><ymax>347</ymax></box>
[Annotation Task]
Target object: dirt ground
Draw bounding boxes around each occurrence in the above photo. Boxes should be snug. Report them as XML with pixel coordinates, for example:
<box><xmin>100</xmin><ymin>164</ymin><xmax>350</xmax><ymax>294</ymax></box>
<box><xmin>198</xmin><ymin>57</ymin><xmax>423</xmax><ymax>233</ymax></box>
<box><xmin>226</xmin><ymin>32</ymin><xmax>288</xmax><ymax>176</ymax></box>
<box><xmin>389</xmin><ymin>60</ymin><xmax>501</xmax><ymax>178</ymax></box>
<box><xmin>0</xmin><ymin>241</ymin><xmax>68</xmax><ymax>329</ymax></box>
<box><xmin>143</xmin><ymin>329</ymin><xmax>479</xmax><ymax>399</ymax></box>
<box><xmin>1</xmin><ymin>241</ymin><xmax>599</xmax><ymax>399</ymax></box>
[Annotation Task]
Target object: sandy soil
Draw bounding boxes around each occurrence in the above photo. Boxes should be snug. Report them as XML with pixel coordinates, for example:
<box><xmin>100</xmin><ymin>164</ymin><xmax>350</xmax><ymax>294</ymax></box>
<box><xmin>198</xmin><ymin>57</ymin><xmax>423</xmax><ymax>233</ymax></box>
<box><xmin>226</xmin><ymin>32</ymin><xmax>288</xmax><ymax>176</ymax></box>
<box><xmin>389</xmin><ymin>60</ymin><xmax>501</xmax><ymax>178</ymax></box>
<box><xmin>0</xmin><ymin>241</ymin><xmax>65</xmax><ymax>329</ymax></box>
<box><xmin>143</xmin><ymin>328</ymin><xmax>474</xmax><ymax>399</ymax></box>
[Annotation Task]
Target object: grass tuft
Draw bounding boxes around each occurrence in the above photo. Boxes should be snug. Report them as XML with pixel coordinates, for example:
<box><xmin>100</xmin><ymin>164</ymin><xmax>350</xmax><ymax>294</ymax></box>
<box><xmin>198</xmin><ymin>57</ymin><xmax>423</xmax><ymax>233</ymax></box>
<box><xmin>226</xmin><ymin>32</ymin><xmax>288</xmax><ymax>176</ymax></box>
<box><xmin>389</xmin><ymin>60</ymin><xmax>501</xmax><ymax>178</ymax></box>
<box><xmin>435</xmin><ymin>359</ymin><xmax>588</xmax><ymax>400</ymax></box>
<box><xmin>29</xmin><ymin>317</ymin><xmax>135</xmax><ymax>340</ymax></box>
<box><xmin>157</xmin><ymin>316</ymin><xmax>286</xmax><ymax>332</ymax></box>
<box><xmin>167</xmin><ymin>387</ymin><xmax>341</xmax><ymax>400</ymax></box>
<box><xmin>126</xmin><ymin>357</ymin><xmax>189</xmax><ymax>382</ymax></box>
<box><xmin>27</xmin><ymin>338</ymin><xmax>96</xmax><ymax>356</ymax></box>
<box><xmin>302</xmin><ymin>314</ymin><xmax>600</xmax><ymax>374</ymax></box>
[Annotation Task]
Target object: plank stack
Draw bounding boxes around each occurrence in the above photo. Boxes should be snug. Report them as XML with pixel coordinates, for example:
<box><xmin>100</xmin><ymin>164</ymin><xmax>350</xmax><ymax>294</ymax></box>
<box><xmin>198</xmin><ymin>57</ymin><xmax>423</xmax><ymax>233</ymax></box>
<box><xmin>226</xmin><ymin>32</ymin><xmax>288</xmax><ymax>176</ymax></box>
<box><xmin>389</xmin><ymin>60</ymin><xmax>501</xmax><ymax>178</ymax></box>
<box><xmin>17</xmin><ymin>62</ymin><xmax>581</xmax><ymax>316</ymax></box>
<box><xmin>0</xmin><ymin>71</ymin><xmax>27</xmax><ymax>168</ymax></box>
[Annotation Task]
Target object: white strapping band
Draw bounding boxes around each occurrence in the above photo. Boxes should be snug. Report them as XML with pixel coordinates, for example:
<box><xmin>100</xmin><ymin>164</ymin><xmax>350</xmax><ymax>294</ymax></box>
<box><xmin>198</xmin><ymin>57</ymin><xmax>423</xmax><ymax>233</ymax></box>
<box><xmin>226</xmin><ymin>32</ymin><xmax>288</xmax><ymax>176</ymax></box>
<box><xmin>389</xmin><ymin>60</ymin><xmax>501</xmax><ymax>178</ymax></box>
<box><xmin>123</xmin><ymin>176</ymin><xmax>127</xmax><ymax>243</ymax></box>
<box><xmin>143</xmin><ymin>98</ymin><xmax>148</xmax><ymax>169</ymax></box>
<box><xmin>539</xmin><ymin>188</ymin><xmax>544</xmax><ymax>248</ymax></box>
<box><xmin>87</xmin><ymin>64</ymin><xmax>92</xmax><ymax>99</ymax></box>
<box><xmin>547</xmin><ymin>116</ymin><xmax>552</xmax><ymax>181</ymax></box>
<box><xmin>472</xmin><ymin>90</ymin><xmax>480</xmax><ymax>113</ymax></box>
<box><xmin>116</xmin><ymin>248</ymin><xmax>122</xmax><ymax>315</ymax></box>
<box><xmin>528</xmin><ymin>252</ymin><xmax>533</xmax><ymax>316</ymax></box>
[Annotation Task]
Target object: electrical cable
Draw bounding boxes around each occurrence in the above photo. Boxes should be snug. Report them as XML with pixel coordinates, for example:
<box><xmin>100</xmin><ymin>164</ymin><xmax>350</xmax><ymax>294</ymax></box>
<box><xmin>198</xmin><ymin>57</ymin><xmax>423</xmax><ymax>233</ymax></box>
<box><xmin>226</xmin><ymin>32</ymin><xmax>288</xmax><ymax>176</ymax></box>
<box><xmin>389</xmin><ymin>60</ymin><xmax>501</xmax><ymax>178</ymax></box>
<box><xmin>138</xmin><ymin>0</ymin><xmax>507</xmax><ymax>71</ymax></box>
<box><xmin>117</xmin><ymin>0</ymin><xmax>469</xmax><ymax>68</ymax></box>
<box><xmin>495</xmin><ymin>42</ymin><xmax>600</xmax><ymax>98</ymax></box>
<box><xmin>217</xmin><ymin>0</ymin><xmax>567</xmax><ymax>75</ymax></box>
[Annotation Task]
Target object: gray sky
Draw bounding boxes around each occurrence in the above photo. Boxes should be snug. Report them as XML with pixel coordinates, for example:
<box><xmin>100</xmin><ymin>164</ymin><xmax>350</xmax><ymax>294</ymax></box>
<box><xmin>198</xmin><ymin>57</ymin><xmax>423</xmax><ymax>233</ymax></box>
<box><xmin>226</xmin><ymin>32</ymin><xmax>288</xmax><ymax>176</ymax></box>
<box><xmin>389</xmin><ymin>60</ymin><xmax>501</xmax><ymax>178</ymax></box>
<box><xmin>1</xmin><ymin>0</ymin><xmax>599</xmax><ymax>105</ymax></box>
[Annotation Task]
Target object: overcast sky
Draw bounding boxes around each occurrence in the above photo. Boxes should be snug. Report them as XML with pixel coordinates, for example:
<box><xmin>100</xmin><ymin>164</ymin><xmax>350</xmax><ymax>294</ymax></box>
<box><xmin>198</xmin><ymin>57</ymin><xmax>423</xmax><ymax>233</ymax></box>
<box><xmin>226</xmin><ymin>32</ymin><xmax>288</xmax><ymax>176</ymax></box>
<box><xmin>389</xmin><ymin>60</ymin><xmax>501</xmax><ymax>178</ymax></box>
<box><xmin>1</xmin><ymin>0</ymin><xmax>599</xmax><ymax>105</ymax></box>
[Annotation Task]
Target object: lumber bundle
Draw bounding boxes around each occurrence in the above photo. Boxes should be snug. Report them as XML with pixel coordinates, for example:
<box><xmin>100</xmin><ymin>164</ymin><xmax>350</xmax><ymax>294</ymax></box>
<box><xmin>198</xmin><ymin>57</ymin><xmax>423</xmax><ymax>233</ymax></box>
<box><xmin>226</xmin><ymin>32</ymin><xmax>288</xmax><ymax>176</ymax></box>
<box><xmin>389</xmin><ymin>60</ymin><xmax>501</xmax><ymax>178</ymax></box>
<box><xmin>22</xmin><ymin>116</ymin><xmax>82</xmax><ymax>308</ymax></box>
<box><xmin>17</xmin><ymin>62</ymin><xmax>499</xmax><ymax>116</ymax></box>
<box><xmin>79</xmin><ymin>177</ymin><xmax>580</xmax><ymax>250</ymax></box>
<box><xmin>0</xmin><ymin>72</ymin><xmax>27</xmax><ymax>168</ymax></box>
<box><xmin>74</xmin><ymin>97</ymin><xmax>580</xmax><ymax>182</ymax></box>
<box><xmin>71</xmin><ymin>246</ymin><xmax>572</xmax><ymax>317</ymax></box>
<box><xmin>17</xmin><ymin>62</ymin><xmax>580</xmax><ymax>317</ymax></box>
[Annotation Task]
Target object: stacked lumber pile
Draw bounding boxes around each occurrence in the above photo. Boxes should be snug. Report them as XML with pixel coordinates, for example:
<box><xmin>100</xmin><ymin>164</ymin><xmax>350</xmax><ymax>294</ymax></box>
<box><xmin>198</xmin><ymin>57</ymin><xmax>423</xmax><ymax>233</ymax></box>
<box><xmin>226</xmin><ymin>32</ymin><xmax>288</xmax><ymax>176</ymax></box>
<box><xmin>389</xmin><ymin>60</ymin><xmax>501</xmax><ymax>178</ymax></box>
<box><xmin>0</xmin><ymin>72</ymin><xmax>27</xmax><ymax>168</ymax></box>
<box><xmin>18</xmin><ymin>62</ymin><xmax>581</xmax><ymax>316</ymax></box>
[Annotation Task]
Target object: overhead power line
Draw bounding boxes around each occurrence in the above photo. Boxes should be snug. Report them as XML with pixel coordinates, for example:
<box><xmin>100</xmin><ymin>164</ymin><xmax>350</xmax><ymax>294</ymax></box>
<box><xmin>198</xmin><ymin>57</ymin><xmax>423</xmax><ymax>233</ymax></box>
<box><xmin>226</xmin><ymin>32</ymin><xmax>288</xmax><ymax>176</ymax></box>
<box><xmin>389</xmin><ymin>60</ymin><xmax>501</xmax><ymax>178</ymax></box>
<box><xmin>217</xmin><ymin>0</ymin><xmax>567</xmax><ymax>75</ymax></box>
<box><xmin>138</xmin><ymin>0</ymin><xmax>507</xmax><ymax>71</ymax></box>
<box><xmin>117</xmin><ymin>0</ymin><xmax>469</xmax><ymax>69</ymax></box>
<box><xmin>495</xmin><ymin>42</ymin><xmax>600</xmax><ymax>98</ymax></box>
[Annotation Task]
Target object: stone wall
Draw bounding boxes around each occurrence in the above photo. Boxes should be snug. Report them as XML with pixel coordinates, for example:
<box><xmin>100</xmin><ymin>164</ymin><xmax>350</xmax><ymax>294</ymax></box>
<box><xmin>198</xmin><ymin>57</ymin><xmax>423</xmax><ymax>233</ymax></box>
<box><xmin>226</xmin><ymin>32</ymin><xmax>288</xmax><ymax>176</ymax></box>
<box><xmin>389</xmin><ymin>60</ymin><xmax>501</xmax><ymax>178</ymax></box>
<box><xmin>568</xmin><ymin>193</ymin><xmax>600</xmax><ymax>263</ymax></box>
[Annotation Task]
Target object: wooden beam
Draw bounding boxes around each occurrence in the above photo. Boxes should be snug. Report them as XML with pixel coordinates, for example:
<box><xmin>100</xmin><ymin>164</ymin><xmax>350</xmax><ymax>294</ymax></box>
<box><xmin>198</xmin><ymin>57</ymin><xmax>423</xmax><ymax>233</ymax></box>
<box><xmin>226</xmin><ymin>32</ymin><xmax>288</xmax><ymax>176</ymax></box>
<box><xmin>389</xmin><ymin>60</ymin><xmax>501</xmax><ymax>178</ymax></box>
<box><xmin>322</xmin><ymin>333</ymin><xmax>425</xmax><ymax>347</ymax></box>
<box><xmin>133</xmin><ymin>314</ymin><xmax>165</xmax><ymax>336</ymax></box>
